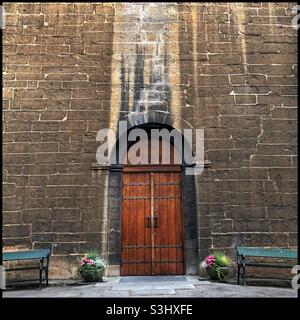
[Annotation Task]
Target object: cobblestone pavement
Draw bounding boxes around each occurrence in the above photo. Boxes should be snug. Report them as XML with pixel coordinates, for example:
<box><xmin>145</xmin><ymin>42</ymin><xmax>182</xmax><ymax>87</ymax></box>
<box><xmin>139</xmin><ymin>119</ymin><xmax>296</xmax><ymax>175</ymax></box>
<box><xmin>3</xmin><ymin>276</ymin><xmax>297</xmax><ymax>298</ymax></box>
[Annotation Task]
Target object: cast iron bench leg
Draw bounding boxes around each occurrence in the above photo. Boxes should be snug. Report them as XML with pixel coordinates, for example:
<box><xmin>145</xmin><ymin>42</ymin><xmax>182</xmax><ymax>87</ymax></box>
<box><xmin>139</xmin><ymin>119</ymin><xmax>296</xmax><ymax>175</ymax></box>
<box><xmin>237</xmin><ymin>254</ymin><xmax>244</xmax><ymax>285</ymax></box>
<box><xmin>242</xmin><ymin>261</ymin><xmax>246</xmax><ymax>286</ymax></box>
<box><xmin>45</xmin><ymin>256</ymin><xmax>49</xmax><ymax>286</ymax></box>
<box><xmin>39</xmin><ymin>258</ymin><xmax>44</xmax><ymax>288</ymax></box>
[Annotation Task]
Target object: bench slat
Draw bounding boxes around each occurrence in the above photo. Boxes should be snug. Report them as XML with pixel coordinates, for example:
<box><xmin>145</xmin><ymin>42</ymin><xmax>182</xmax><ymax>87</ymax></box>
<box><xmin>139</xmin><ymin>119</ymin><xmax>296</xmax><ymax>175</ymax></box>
<box><xmin>237</xmin><ymin>247</ymin><xmax>297</xmax><ymax>259</ymax></box>
<box><xmin>245</xmin><ymin>262</ymin><xmax>294</xmax><ymax>268</ymax></box>
<box><xmin>5</xmin><ymin>266</ymin><xmax>40</xmax><ymax>272</ymax></box>
<box><xmin>3</xmin><ymin>249</ymin><xmax>51</xmax><ymax>261</ymax></box>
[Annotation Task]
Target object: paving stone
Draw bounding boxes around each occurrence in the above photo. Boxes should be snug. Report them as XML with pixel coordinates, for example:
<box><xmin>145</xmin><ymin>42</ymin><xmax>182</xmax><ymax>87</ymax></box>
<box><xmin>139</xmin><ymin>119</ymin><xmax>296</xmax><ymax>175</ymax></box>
<box><xmin>3</xmin><ymin>278</ymin><xmax>297</xmax><ymax>298</ymax></box>
<box><xmin>131</xmin><ymin>289</ymin><xmax>176</xmax><ymax>296</ymax></box>
<box><xmin>120</xmin><ymin>275</ymin><xmax>186</xmax><ymax>282</ymax></box>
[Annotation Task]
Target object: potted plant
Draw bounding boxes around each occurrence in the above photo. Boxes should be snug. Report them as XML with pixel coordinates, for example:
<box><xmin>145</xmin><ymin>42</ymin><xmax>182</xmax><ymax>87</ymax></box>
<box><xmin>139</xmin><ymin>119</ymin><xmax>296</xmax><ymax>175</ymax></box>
<box><xmin>78</xmin><ymin>250</ymin><xmax>105</xmax><ymax>282</ymax></box>
<box><xmin>202</xmin><ymin>252</ymin><xmax>233</xmax><ymax>281</ymax></box>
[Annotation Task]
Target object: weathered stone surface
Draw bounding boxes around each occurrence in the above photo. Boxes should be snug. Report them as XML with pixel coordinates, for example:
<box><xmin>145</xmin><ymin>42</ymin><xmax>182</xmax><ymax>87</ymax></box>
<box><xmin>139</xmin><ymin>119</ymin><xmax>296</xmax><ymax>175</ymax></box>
<box><xmin>2</xmin><ymin>2</ymin><xmax>297</xmax><ymax>280</ymax></box>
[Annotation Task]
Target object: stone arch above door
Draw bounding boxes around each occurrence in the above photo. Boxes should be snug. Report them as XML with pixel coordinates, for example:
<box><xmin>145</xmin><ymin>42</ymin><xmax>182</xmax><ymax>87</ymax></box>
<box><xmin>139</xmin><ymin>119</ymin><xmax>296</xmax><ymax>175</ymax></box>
<box><xmin>112</xmin><ymin>110</ymin><xmax>194</xmax><ymax>132</ymax></box>
<box><xmin>108</xmin><ymin>110</ymin><xmax>195</xmax><ymax>168</ymax></box>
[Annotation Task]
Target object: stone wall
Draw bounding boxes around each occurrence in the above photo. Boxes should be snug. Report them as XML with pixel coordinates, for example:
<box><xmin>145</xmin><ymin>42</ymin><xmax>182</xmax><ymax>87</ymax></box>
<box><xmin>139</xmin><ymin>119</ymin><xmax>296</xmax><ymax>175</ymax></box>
<box><xmin>3</xmin><ymin>2</ymin><xmax>114</xmax><ymax>278</ymax></box>
<box><xmin>182</xmin><ymin>3</ymin><xmax>298</xmax><ymax>260</ymax></box>
<box><xmin>2</xmin><ymin>2</ymin><xmax>297</xmax><ymax>278</ymax></box>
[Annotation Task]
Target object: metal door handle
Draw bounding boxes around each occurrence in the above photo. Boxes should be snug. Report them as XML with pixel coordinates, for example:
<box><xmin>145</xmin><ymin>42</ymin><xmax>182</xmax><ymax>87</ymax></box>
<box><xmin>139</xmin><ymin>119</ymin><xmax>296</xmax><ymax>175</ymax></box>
<box><xmin>154</xmin><ymin>216</ymin><xmax>158</xmax><ymax>228</ymax></box>
<box><xmin>145</xmin><ymin>217</ymin><xmax>151</xmax><ymax>228</ymax></box>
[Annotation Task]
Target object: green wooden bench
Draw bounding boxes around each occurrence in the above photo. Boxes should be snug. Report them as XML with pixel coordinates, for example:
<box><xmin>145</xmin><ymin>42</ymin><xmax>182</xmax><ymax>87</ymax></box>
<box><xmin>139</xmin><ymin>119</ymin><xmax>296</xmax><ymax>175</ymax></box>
<box><xmin>236</xmin><ymin>246</ymin><xmax>297</xmax><ymax>286</ymax></box>
<box><xmin>2</xmin><ymin>249</ymin><xmax>51</xmax><ymax>287</ymax></box>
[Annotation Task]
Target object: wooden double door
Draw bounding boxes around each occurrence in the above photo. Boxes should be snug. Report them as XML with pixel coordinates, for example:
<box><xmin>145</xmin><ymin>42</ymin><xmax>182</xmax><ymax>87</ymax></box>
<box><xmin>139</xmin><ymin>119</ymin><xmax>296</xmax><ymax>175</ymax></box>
<box><xmin>121</xmin><ymin>167</ymin><xmax>184</xmax><ymax>275</ymax></box>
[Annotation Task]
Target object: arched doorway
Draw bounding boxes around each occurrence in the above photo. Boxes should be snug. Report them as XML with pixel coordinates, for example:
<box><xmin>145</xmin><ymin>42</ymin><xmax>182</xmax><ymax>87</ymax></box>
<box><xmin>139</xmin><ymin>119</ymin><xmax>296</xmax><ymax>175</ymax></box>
<box><xmin>107</xmin><ymin>121</ymin><xmax>199</xmax><ymax>276</ymax></box>
<box><xmin>120</xmin><ymin>136</ymin><xmax>184</xmax><ymax>275</ymax></box>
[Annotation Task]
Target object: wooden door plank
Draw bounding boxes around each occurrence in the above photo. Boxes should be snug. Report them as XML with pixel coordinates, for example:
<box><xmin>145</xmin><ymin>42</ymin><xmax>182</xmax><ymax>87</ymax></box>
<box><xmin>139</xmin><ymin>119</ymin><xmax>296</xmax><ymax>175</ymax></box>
<box><xmin>168</xmin><ymin>172</ymin><xmax>177</xmax><ymax>274</ymax></box>
<box><xmin>150</xmin><ymin>172</ymin><xmax>155</xmax><ymax>275</ymax></box>
<box><xmin>134</xmin><ymin>173</ymin><xmax>139</xmax><ymax>275</ymax></box>
<box><xmin>136</xmin><ymin>174</ymin><xmax>143</xmax><ymax>275</ymax></box>
<box><xmin>175</xmin><ymin>172</ymin><xmax>184</xmax><ymax>274</ymax></box>
<box><xmin>128</xmin><ymin>173</ymin><xmax>135</xmax><ymax>275</ymax></box>
<box><xmin>144</xmin><ymin>173</ymin><xmax>152</xmax><ymax>275</ymax></box>
<box><xmin>154</xmin><ymin>172</ymin><xmax>161</xmax><ymax>275</ymax></box>
<box><xmin>121</xmin><ymin>172</ymin><xmax>152</xmax><ymax>275</ymax></box>
<box><xmin>152</xmin><ymin>170</ymin><xmax>184</xmax><ymax>275</ymax></box>
<box><xmin>159</xmin><ymin>171</ymin><xmax>169</xmax><ymax>275</ymax></box>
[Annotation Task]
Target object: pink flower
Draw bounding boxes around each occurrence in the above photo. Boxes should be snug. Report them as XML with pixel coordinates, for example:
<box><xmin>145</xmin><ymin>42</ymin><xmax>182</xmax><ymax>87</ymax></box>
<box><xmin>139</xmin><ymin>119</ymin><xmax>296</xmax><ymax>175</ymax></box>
<box><xmin>79</xmin><ymin>258</ymin><xmax>97</xmax><ymax>268</ymax></box>
<box><xmin>205</xmin><ymin>255</ymin><xmax>216</xmax><ymax>268</ymax></box>
<box><xmin>85</xmin><ymin>258</ymin><xmax>94</xmax><ymax>265</ymax></box>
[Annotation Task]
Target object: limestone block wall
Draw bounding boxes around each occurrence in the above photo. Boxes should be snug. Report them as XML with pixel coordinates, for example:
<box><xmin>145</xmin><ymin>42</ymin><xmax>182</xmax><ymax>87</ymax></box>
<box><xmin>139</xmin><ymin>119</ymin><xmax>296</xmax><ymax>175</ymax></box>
<box><xmin>2</xmin><ymin>2</ymin><xmax>297</xmax><ymax>278</ymax></box>
<box><xmin>3</xmin><ymin>3</ymin><xmax>114</xmax><ymax>278</ymax></box>
<box><xmin>181</xmin><ymin>3</ymin><xmax>298</xmax><ymax>260</ymax></box>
